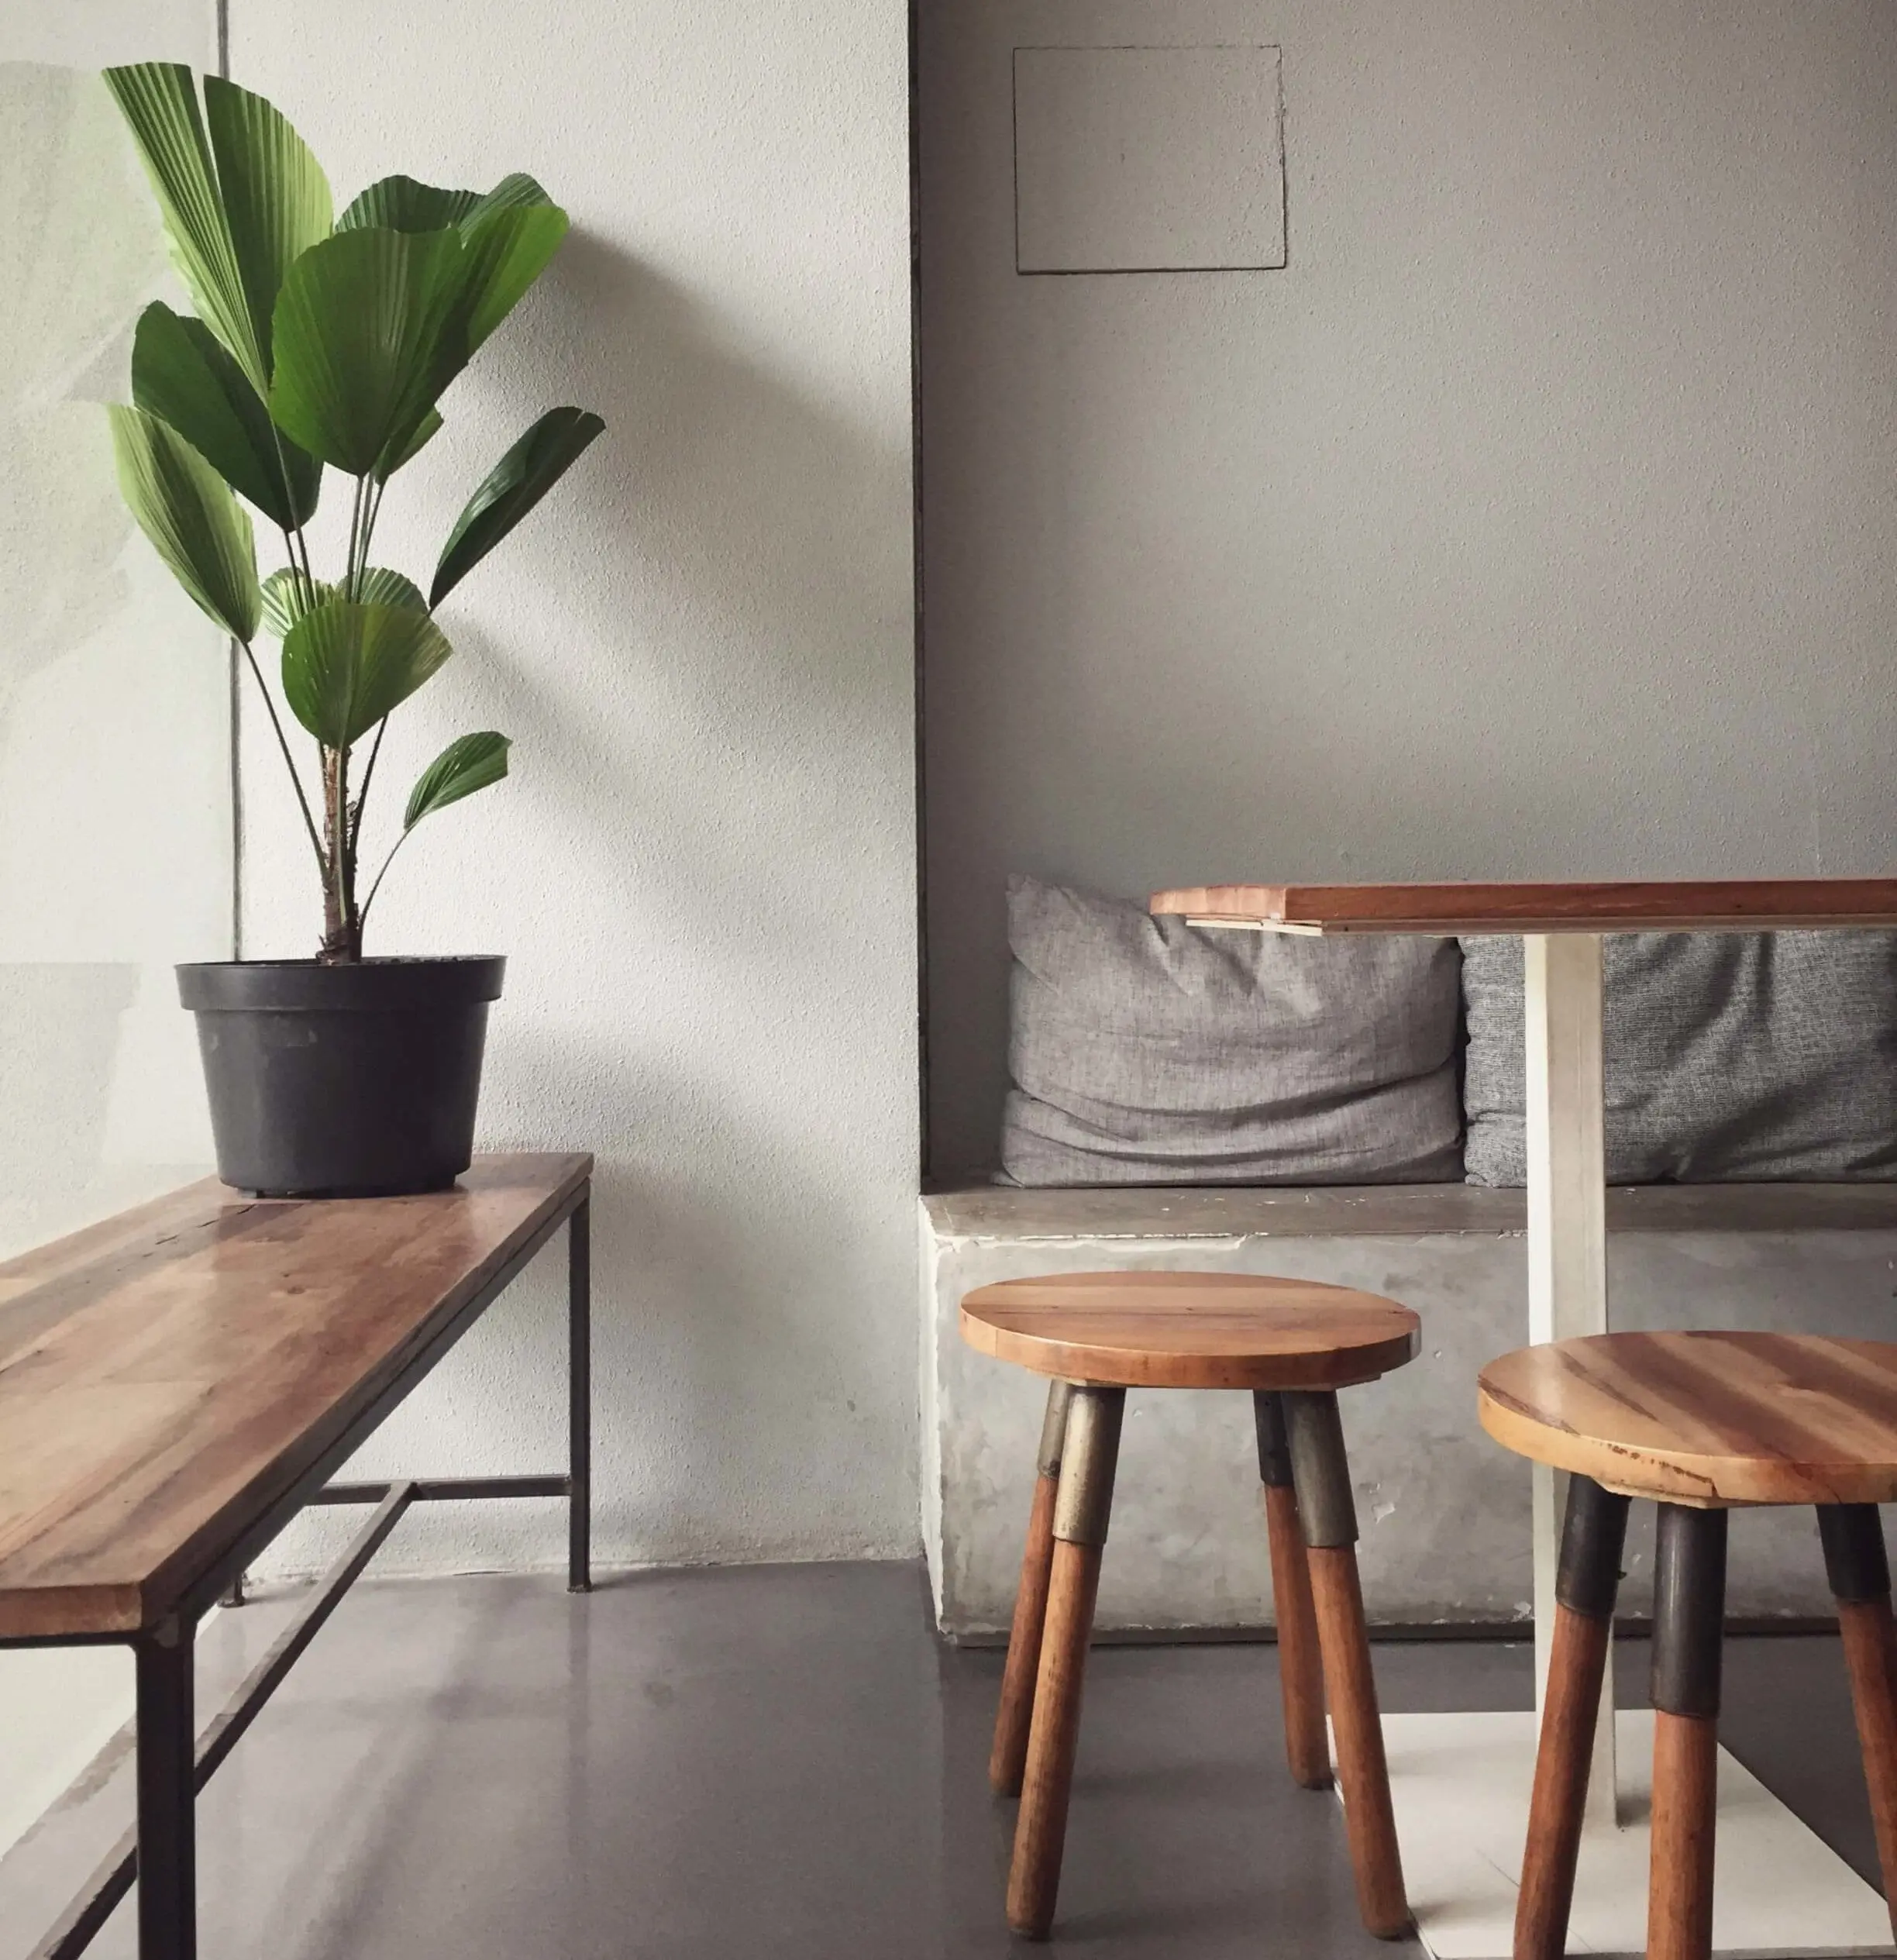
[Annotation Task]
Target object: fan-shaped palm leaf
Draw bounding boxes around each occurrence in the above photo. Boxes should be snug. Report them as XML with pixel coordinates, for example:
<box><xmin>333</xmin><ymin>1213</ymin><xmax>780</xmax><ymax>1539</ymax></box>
<box><xmin>463</xmin><ymin>174</ymin><xmax>554</xmax><ymax>226</ymax></box>
<box><xmin>108</xmin><ymin>405</ymin><xmax>259</xmax><ymax>641</ymax></box>
<box><xmin>268</xmin><ymin>226</ymin><xmax>463</xmax><ymax>474</ymax></box>
<box><xmin>103</xmin><ymin>64</ymin><xmax>263</xmax><ymax>389</ymax></box>
<box><xmin>374</xmin><ymin>406</ymin><xmax>442</xmax><ymax>482</ymax></box>
<box><xmin>337</xmin><ymin>174</ymin><xmax>480</xmax><ymax>233</ymax></box>
<box><xmin>432</xmin><ymin>406</ymin><xmax>602</xmax><ymax>605</ymax></box>
<box><xmin>132</xmin><ymin>301</ymin><xmax>320</xmax><ymax>528</ymax></box>
<box><xmin>262</xmin><ymin>564</ymin><xmax>422</xmax><ymax>637</ymax></box>
<box><xmin>454</xmin><ymin>201</ymin><xmax>569</xmax><ymax>350</ymax></box>
<box><xmin>281</xmin><ymin>598</ymin><xmax>453</xmax><ymax>749</ymax></box>
<box><xmin>356</xmin><ymin>567</ymin><xmax>425</xmax><ymax>609</ymax></box>
<box><xmin>260</xmin><ymin>567</ymin><xmax>333</xmax><ymax>637</ymax></box>
<box><xmin>201</xmin><ymin>76</ymin><xmax>332</xmax><ymax>377</ymax></box>
<box><xmin>404</xmin><ymin>730</ymin><xmax>510</xmax><ymax>828</ymax></box>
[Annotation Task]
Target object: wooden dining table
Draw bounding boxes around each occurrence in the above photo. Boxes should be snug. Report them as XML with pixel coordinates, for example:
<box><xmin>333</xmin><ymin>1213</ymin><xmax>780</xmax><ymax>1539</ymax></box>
<box><xmin>1148</xmin><ymin>880</ymin><xmax>1897</xmax><ymax>1960</ymax></box>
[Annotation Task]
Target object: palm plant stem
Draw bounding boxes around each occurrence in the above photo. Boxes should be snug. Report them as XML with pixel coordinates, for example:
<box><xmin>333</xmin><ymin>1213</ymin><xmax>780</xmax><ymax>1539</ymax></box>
<box><xmin>237</xmin><ymin>638</ymin><xmax>326</xmax><ymax>872</ymax></box>
<box><xmin>351</xmin><ymin>717</ymin><xmax>388</xmax><ymax>857</ymax></box>
<box><xmin>357</xmin><ymin>825</ymin><xmax>411</xmax><ymax>932</ymax></box>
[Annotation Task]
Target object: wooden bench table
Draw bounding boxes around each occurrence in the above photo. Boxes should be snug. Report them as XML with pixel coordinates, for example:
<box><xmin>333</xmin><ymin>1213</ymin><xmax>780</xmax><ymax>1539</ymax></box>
<box><xmin>0</xmin><ymin>1151</ymin><xmax>594</xmax><ymax>1960</ymax></box>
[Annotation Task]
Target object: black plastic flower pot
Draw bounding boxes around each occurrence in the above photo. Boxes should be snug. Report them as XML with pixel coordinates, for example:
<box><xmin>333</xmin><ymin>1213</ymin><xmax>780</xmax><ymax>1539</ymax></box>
<box><xmin>177</xmin><ymin>956</ymin><xmax>505</xmax><ymax>1198</ymax></box>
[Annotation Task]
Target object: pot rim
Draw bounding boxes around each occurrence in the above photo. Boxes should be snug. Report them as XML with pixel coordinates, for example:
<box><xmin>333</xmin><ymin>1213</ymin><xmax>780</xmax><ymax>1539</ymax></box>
<box><xmin>177</xmin><ymin>955</ymin><xmax>504</xmax><ymax>970</ymax></box>
<box><xmin>178</xmin><ymin>954</ymin><xmax>505</xmax><ymax>1012</ymax></box>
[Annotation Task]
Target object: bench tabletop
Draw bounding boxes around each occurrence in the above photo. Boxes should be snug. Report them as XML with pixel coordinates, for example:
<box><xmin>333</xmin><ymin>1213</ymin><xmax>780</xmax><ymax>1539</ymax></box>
<box><xmin>1148</xmin><ymin>878</ymin><xmax>1897</xmax><ymax>935</ymax></box>
<box><xmin>0</xmin><ymin>1152</ymin><xmax>590</xmax><ymax>1639</ymax></box>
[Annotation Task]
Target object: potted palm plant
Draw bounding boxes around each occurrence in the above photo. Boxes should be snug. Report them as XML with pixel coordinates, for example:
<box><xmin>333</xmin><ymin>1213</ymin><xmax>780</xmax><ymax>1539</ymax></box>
<box><xmin>103</xmin><ymin>64</ymin><xmax>602</xmax><ymax>1197</ymax></box>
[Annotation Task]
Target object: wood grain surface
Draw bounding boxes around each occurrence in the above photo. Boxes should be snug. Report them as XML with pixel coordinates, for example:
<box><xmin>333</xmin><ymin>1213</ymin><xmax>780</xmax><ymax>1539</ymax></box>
<box><xmin>1148</xmin><ymin>878</ymin><xmax>1897</xmax><ymax>935</ymax></box>
<box><xmin>960</xmin><ymin>1272</ymin><xmax>1420</xmax><ymax>1390</ymax></box>
<box><xmin>0</xmin><ymin>1154</ymin><xmax>591</xmax><ymax>1638</ymax></box>
<box><xmin>1835</xmin><ymin>1598</ymin><xmax>1897</xmax><ymax>1939</ymax></box>
<box><xmin>1263</xmin><ymin>1482</ymin><xmax>1331</xmax><ymax>1790</ymax></box>
<box><xmin>1308</xmin><ymin>1544</ymin><xmax>1412</xmax><ymax>1938</ymax></box>
<box><xmin>1514</xmin><ymin>1602</ymin><xmax>1615</xmax><ymax>1960</ymax></box>
<box><xmin>1479</xmin><ymin>1332</ymin><xmax>1897</xmax><ymax>1506</ymax></box>
<box><xmin>1007</xmin><ymin>1537</ymin><xmax>1103</xmax><ymax>1938</ymax></box>
<box><xmin>1648</xmin><ymin>1711</ymin><xmax>1720</xmax><ymax>1960</ymax></box>
<box><xmin>990</xmin><ymin>1470</ymin><xmax>1059</xmax><ymax>1796</ymax></box>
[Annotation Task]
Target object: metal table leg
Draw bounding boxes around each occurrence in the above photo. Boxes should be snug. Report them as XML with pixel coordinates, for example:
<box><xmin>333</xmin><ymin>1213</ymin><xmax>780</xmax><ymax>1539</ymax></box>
<box><xmin>569</xmin><ymin>1191</ymin><xmax>592</xmax><ymax>1593</ymax></box>
<box><xmin>136</xmin><ymin>1618</ymin><xmax>195</xmax><ymax>1960</ymax></box>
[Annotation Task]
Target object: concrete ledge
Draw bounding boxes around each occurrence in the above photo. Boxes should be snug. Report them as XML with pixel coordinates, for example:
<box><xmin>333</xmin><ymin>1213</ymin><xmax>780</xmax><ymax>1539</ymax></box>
<box><xmin>925</xmin><ymin>1180</ymin><xmax>1897</xmax><ymax>1240</ymax></box>
<box><xmin>921</xmin><ymin>1183</ymin><xmax>1897</xmax><ymax>1638</ymax></box>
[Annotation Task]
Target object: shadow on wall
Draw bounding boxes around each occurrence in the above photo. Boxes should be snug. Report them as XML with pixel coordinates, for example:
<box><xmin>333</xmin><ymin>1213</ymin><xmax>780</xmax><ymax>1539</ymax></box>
<box><xmin>0</xmin><ymin>67</ymin><xmax>185</xmax><ymax>1256</ymax></box>
<box><xmin>264</xmin><ymin>1021</ymin><xmax>915</xmax><ymax>1579</ymax></box>
<box><xmin>0</xmin><ymin>964</ymin><xmax>139</xmax><ymax>1253</ymax></box>
<box><xmin>456</xmin><ymin>231</ymin><xmax>911</xmax><ymax>939</ymax></box>
<box><xmin>0</xmin><ymin>64</ymin><xmax>157</xmax><ymax>739</ymax></box>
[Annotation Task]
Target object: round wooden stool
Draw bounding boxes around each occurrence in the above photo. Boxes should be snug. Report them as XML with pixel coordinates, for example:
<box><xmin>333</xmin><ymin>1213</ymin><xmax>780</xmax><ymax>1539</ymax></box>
<box><xmin>960</xmin><ymin>1269</ymin><xmax>1422</xmax><ymax>1941</ymax></box>
<box><xmin>1479</xmin><ymin>1330</ymin><xmax>1897</xmax><ymax>1960</ymax></box>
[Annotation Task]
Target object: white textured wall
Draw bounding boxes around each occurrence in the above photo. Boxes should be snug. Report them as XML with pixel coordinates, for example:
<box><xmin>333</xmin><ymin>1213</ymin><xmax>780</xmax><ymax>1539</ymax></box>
<box><xmin>0</xmin><ymin>0</ymin><xmax>227</xmax><ymax>1858</ymax></box>
<box><xmin>230</xmin><ymin>0</ymin><xmax>919</xmax><ymax>1574</ymax></box>
<box><xmin>921</xmin><ymin>0</ymin><xmax>1897</xmax><ymax>1173</ymax></box>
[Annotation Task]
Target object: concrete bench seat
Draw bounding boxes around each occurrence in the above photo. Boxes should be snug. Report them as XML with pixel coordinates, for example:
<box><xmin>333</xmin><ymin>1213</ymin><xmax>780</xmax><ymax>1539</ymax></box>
<box><xmin>921</xmin><ymin>1183</ymin><xmax>1897</xmax><ymax>1638</ymax></box>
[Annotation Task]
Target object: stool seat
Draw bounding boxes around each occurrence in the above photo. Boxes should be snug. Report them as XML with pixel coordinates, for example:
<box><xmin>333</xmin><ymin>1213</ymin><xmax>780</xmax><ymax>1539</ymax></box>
<box><xmin>1485</xmin><ymin>1329</ymin><xmax>1897</xmax><ymax>1960</ymax></box>
<box><xmin>1480</xmin><ymin>1330</ymin><xmax>1897</xmax><ymax>1507</ymax></box>
<box><xmin>959</xmin><ymin>1270</ymin><xmax>1420</xmax><ymax>1390</ymax></box>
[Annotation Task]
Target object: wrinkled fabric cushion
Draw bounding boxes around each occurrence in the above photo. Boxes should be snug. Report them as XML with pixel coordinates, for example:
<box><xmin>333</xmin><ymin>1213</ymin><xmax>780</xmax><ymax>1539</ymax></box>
<box><xmin>1461</xmin><ymin>932</ymin><xmax>1897</xmax><ymax>1186</ymax></box>
<box><xmin>1000</xmin><ymin>877</ymin><xmax>1464</xmax><ymax>1186</ymax></box>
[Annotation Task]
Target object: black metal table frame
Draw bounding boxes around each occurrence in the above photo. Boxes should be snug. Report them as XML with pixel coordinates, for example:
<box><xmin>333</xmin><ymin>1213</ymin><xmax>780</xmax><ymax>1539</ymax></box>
<box><xmin>4</xmin><ymin>1180</ymin><xmax>591</xmax><ymax>1960</ymax></box>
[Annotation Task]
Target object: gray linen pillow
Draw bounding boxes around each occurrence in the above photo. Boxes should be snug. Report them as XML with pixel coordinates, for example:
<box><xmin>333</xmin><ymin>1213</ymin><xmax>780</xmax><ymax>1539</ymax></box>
<box><xmin>1000</xmin><ymin>877</ymin><xmax>1464</xmax><ymax>1186</ymax></box>
<box><xmin>1461</xmin><ymin>932</ymin><xmax>1897</xmax><ymax>1186</ymax></box>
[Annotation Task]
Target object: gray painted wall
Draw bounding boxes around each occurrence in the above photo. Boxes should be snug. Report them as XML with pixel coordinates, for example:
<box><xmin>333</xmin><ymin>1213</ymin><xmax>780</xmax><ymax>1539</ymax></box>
<box><xmin>920</xmin><ymin>0</ymin><xmax>1897</xmax><ymax>1176</ymax></box>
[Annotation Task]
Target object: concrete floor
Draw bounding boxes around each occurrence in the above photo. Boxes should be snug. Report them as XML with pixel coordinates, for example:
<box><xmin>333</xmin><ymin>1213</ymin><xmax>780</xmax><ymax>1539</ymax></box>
<box><xmin>0</xmin><ymin>1562</ymin><xmax>1882</xmax><ymax>1958</ymax></box>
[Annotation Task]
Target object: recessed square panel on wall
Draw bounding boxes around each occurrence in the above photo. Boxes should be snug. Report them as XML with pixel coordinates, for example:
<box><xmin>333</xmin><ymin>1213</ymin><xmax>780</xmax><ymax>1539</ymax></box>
<box><xmin>1013</xmin><ymin>44</ymin><xmax>1286</xmax><ymax>274</ymax></box>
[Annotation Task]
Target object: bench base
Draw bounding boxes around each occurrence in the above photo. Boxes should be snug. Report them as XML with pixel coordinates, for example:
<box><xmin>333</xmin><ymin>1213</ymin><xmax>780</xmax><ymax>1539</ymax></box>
<box><xmin>923</xmin><ymin>1186</ymin><xmax>1897</xmax><ymax>1635</ymax></box>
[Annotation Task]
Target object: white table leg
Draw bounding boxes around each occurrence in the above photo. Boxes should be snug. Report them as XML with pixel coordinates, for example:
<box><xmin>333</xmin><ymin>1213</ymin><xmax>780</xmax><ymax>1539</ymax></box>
<box><xmin>1522</xmin><ymin>932</ymin><xmax>1615</xmax><ymax>1822</ymax></box>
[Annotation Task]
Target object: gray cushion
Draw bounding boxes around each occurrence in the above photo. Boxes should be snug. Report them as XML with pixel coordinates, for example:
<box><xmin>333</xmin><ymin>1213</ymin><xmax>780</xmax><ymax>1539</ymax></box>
<box><xmin>1000</xmin><ymin>876</ymin><xmax>1464</xmax><ymax>1186</ymax></box>
<box><xmin>1461</xmin><ymin>932</ymin><xmax>1897</xmax><ymax>1186</ymax></box>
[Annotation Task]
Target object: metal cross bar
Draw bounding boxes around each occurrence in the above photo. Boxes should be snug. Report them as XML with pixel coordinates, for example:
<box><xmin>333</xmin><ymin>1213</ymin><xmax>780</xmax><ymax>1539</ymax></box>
<box><xmin>311</xmin><ymin>1476</ymin><xmax>571</xmax><ymax>1505</ymax></box>
<box><xmin>32</xmin><ymin>1486</ymin><xmax>415</xmax><ymax>1960</ymax></box>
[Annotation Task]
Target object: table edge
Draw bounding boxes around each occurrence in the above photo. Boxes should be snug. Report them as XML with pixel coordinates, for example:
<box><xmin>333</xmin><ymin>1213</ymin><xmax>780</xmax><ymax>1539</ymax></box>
<box><xmin>0</xmin><ymin>1152</ymin><xmax>594</xmax><ymax>1640</ymax></box>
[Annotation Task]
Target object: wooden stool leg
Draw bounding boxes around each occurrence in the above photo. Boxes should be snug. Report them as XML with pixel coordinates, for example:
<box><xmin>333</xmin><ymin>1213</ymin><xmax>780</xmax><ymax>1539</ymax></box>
<box><xmin>1819</xmin><ymin>1504</ymin><xmax>1897</xmax><ymax>1938</ymax></box>
<box><xmin>1256</xmin><ymin>1390</ymin><xmax>1331</xmax><ymax>1790</ymax></box>
<box><xmin>990</xmin><ymin>1380</ymin><xmax>1075</xmax><ymax>1795</ymax></box>
<box><xmin>1007</xmin><ymin>1384</ymin><xmax>1124</xmax><ymax>1941</ymax></box>
<box><xmin>1514</xmin><ymin>1476</ymin><xmax>1630</xmax><ymax>1960</ymax></box>
<box><xmin>1284</xmin><ymin>1389</ymin><xmax>1412</xmax><ymax>1939</ymax></box>
<box><xmin>1649</xmin><ymin>1504</ymin><xmax>1727</xmax><ymax>1960</ymax></box>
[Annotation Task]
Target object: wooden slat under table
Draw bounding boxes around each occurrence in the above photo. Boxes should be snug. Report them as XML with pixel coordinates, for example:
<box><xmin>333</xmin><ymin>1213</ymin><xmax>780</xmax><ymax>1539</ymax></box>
<box><xmin>1148</xmin><ymin>878</ymin><xmax>1897</xmax><ymax>935</ymax></box>
<box><xmin>0</xmin><ymin>1152</ymin><xmax>591</xmax><ymax>1641</ymax></box>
